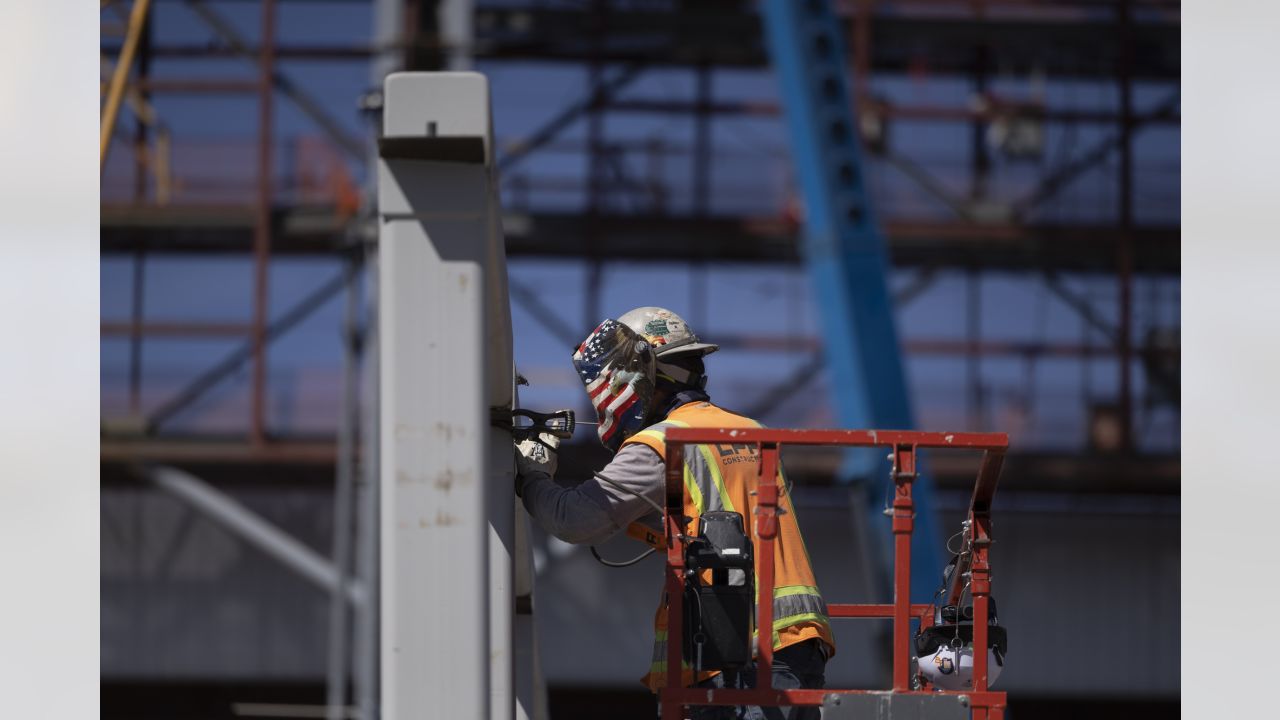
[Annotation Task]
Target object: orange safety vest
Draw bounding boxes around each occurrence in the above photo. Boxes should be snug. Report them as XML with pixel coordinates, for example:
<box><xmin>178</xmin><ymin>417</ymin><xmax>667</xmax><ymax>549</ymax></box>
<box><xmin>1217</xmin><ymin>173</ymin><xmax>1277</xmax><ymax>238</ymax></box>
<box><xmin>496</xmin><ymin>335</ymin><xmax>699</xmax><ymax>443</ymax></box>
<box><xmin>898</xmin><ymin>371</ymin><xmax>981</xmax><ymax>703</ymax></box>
<box><xmin>622</xmin><ymin>401</ymin><xmax>836</xmax><ymax>691</ymax></box>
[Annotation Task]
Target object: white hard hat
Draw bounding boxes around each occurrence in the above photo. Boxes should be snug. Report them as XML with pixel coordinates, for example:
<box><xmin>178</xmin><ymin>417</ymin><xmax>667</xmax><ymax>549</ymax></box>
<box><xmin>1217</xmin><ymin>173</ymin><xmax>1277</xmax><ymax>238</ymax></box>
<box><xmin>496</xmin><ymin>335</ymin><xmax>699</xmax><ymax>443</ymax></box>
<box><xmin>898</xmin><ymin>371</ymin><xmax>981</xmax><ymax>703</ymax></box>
<box><xmin>917</xmin><ymin>642</ymin><xmax>1004</xmax><ymax>691</ymax></box>
<box><xmin>616</xmin><ymin>307</ymin><xmax>719</xmax><ymax>360</ymax></box>
<box><xmin>915</xmin><ymin>620</ymin><xmax>1007</xmax><ymax>691</ymax></box>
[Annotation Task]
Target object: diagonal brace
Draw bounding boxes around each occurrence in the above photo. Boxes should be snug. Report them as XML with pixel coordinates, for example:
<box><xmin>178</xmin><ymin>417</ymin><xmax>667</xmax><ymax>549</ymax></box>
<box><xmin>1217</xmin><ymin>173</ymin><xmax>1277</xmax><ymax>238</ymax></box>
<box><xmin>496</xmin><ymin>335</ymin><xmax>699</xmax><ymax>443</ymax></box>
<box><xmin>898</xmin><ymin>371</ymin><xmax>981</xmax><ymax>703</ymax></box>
<box><xmin>497</xmin><ymin>62</ymin><xmax>646</xmax><ymax>174</ymax></box>
<box><xmin>144</xmin><ymin>268</ymin><xmax>354</xmax><ymax>433</ymax></box>
<box><xmin>185</xmin><ymin>0</ymin><xmax>365</xmax><ymax>163</ymax></box>
<box><xmin>508</xmin><ymin>278</ymin><xmax>580</xmax><ymax>347</ymax></box>
<box><xmin>1014</xmin><ymin>92</ymin><xmax>1179</xmax><ymax>220</ymax></box>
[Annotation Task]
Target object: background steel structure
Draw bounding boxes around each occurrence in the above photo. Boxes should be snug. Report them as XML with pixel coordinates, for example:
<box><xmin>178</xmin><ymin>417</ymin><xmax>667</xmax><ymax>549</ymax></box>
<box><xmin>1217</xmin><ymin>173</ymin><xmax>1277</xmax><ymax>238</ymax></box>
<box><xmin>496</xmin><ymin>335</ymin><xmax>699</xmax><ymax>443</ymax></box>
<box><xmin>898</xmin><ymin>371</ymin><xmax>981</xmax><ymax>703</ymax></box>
<box><xmin>100</xmin><ymin>1</ymin><xmax>1180</xmax><ymax>718</ymax></box>
<box><xmin>100</xmin><ymin>0</ymin><xmax>1180</xmax><ymax>461</ymax></box>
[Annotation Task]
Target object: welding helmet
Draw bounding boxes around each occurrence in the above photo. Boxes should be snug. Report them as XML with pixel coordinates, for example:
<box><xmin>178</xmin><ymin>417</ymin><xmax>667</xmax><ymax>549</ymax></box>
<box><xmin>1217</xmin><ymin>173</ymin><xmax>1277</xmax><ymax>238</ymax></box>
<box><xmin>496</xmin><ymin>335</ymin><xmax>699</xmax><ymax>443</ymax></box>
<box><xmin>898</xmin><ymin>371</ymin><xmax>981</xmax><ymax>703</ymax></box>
<box><xmin>617</xmin><ymin>307</ymin><xmax>718</xmax><ymax>390</ymax></box>
<box><xmin>572</xmin><ymin>319</ymin><xmax>657</xmax><ymax>453</ymax></box>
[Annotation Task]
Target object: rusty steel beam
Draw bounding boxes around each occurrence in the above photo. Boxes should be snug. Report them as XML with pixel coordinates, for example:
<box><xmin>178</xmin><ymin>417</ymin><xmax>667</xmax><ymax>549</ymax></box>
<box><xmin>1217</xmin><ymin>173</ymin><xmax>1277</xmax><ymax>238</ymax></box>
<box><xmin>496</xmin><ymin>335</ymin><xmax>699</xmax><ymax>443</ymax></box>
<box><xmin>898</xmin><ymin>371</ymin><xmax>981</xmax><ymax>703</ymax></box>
<box><xmin>101</xmin><ymin>321</ymin><xmax>254</xmax><ymax>337</ymax></box>
<box><xmin>108</xmin><ymin>2</ymin><xmax>1181</xmax><ymax>79</ymax></box>
<box><xmin>827</xmin><ymin>603</ymin><xmax>935</xmax><ymax>619</ymax></box>
<box><xmin>251</xmin><ymin>0</ymin><xmax>277</xmax><ymax>445</ymax></box>
<box><xmin>905</xmin><ymin>337</ymin><xmax>1178</xmax><ymax>359</ymax></box>
<box><xmin>663</xmin><ymin>427</ymin><xmax>1008</xmax><ymax>450</ymax></box>
<box><xmin>606</xmin><ymin>98</ymin><xmax>1179</xmax><ymax>126</ymax></box>
<box><xmin>101</xmin><ymin>205</ymin><xmax>1180</xmax><ymax>272</ymax></box>
<box><xmin>711</xmin><ymin>333</ymin><xmax>1179</xmax><ymax>359</ymax></box>
<box><xmin>101</xmin><ymin>439</ymin><xmax>338</xmax><ymax>464</ymax></box>
<box><xmin>103</xmin><ymin>43</ymin><xmax>379</xmax><ymax>59</ymax></box>
<box><xmin>130</xmin><ymin>78</ymin><xmax>260</xmax><ymax>93</ymax></box>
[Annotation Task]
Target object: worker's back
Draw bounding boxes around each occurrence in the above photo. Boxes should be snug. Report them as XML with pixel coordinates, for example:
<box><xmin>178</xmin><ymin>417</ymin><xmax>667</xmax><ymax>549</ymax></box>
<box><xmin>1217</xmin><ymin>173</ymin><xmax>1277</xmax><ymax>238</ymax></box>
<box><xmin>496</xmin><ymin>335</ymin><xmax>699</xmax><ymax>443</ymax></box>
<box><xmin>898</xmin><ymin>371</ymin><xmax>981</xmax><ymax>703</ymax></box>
<box><xmin>623</xmin><ymin>400</ymin><xmax>836</xmax><ymax>690</ymax></box>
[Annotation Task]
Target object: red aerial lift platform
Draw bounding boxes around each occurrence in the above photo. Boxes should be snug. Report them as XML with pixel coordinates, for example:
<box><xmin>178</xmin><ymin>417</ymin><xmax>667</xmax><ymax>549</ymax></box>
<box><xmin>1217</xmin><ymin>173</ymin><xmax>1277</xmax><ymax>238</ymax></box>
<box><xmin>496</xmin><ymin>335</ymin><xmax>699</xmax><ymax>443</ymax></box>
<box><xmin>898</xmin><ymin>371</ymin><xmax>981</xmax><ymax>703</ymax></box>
<box><xmin>659</xmin><ymin>428</ymin><xmax>1009</xmax><ymax>720</ymax></box>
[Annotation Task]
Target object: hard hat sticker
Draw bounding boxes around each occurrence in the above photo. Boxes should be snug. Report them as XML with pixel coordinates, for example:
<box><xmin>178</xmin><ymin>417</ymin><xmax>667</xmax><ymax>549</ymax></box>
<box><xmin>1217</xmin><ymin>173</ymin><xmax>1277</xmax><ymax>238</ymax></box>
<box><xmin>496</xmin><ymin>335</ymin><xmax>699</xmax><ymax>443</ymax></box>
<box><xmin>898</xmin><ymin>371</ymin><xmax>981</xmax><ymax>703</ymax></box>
<box><xmin>644</xmin><ymin>318</ymin><xmax>671</xmax><ymax>338</ymax></box>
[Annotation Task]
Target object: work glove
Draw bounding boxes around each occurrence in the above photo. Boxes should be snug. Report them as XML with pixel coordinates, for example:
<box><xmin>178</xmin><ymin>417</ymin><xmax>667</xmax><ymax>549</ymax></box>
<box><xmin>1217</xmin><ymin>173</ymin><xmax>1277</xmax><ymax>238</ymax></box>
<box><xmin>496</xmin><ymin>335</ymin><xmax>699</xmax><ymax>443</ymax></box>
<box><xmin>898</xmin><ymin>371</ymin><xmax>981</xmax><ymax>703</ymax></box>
<box><xmin>514</xmin><ymin>432</ymin><xmax>559</xmax><ymax>496</ymax></box>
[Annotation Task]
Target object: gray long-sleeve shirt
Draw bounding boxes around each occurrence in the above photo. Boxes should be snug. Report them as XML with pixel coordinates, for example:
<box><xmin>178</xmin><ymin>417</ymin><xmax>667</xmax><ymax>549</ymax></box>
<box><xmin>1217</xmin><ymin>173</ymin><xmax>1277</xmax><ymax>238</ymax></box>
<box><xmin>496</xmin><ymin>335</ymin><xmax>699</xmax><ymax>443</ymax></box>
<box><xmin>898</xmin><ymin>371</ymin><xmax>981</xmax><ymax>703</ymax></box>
<box><xmin>519</xmin><ymin>443</ymin><xmax>665</xmax><ymax>546</ymax></box>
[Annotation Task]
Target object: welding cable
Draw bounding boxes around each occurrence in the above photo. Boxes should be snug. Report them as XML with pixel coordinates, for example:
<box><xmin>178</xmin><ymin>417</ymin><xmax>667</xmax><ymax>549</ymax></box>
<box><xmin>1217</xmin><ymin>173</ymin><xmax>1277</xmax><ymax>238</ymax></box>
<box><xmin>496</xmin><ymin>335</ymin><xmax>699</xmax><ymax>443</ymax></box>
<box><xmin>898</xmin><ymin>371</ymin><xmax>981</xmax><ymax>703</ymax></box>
<box><xmin>590</xmin><ymin>545</ymin><xmax>655</xmax><ymax>568</ymax></box>
<box><xmin>588</xmin><ymin>470</ymin><xmax>667</xmax><ymax>568</ymax></box>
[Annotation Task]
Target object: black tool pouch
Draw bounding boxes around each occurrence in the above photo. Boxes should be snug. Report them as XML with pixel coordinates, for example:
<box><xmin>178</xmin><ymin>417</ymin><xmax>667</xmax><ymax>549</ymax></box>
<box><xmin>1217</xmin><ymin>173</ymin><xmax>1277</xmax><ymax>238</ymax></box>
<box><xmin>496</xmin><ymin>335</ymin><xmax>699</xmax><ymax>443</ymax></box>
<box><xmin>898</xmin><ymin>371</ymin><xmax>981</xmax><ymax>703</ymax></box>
<box><xmin>682</xmin><ymin>511</ymin><xmax>754</xmax><ymax>672</ymax></box>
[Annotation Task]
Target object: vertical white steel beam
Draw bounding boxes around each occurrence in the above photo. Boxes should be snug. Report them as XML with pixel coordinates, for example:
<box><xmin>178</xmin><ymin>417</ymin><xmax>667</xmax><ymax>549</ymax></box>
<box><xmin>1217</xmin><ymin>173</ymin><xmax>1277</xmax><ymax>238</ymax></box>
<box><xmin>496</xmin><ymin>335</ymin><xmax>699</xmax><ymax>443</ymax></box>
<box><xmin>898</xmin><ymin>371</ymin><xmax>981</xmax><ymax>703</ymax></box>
<box><xmin>326</xmin><ymin>261</ymin><xmax>361</xmax><ymax>720</ymax></box>
<box><xmin>355</xmin><ymin>259</ymin><xmax>380</xmax><ymax>720</ymax></box>
<box><xmin>358</xmin><ymin>4</ymin><xmax>397</xmax><ymax>714</ymax></box>
<box><xmin>148</xmin><ymin>466</ymin><xmax>363</xmax><ymax>605</ymax></box>
<box><xmin>484</xmin><ymin>175</ymin><xmax>517</xmax><ymax>720</ymax></box>
<box><xmin>370</xmin><ymin>0</ymin><xmax>404</xmax><ymax>86</ymax></box>
<box><xmin>513</xmin><ymin>507</ymin><xmax>548</xmax><ymax>720</ymax></box>
<box><xmin>379</xmin><ymin>72</ymin><xmax>494</xmax><ymax>719</ymax></box>
<box><xmin>440</xmin><ymin>0</ymin><xmax>475</xmax><ymax>72</ymax></box>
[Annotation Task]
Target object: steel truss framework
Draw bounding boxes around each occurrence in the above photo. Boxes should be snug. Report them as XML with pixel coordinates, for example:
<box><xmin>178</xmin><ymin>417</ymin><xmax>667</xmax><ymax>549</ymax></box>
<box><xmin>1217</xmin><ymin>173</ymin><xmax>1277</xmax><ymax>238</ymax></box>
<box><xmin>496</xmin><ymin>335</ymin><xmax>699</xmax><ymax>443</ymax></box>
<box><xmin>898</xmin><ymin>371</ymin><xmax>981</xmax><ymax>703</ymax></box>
<box><xmin>98</xmin><ymin>5</ymin><xmax>1179</xmax><ymax>717</ymax></box>
<box><xmin>99</xmin><ymin>0</ymin><xmax>1179</xmax><ymax>475</ymax></box>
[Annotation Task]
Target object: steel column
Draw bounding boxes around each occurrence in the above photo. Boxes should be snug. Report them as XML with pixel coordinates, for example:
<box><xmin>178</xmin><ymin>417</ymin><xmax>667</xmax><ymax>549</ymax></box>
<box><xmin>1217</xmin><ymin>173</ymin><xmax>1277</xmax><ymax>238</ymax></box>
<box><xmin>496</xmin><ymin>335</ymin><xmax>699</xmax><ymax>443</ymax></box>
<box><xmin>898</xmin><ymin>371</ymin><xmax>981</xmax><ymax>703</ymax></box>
<box><xmin>439</xmin><ymin>0</ymin><xmax>474</xmax><ymax>71</ymax></box>
<box><xmin>132</xmin><ymin>9</ymin><xmax>153</xmax><ymax>202</ymax></box>
<box><xmin>970</xmin><ymin>512</ymin><xmax>994</xmax><ymax>692</ymax></box>
<box><xmin>890</xmin><ymin>445</ymin><xmax>916</xmax><ymax>691</ymax></box>
<box><xmin>690</xmin><ymin>59</ymin><xmax>711</xmax><ymax>326</ymax></box>
<box><xmin>251</xmin><ymin>0</ymin><xmax>277</xmax><ymax>445</ymax></box>
<box><xmin>754</xmin><ymin>443</ymin><xmax>781</xmax><ymax>692</ymax></box>
<box><xmin>378</xmin><ymin>71</ymin><xmax>504</xmax><ymax>720</ymax></box>
<box><xmin>969</xmin><ymin>2</ymin><xmax>990</xmax><ymax>201</ymax></box>
<box><xmin>326</xmin><ymin>260</ymin><xmax>362</xmax><ymax>720</ymax></box>
<box><xmin>583</xmin><ymin>0</ymin><xmax>608</xmax><ymax>332</ymax></box>
<box><xmin>354</xmin><ymin>252</ymin><xmax>380</xmax><ymax>720</ymax></box>
<box><xmin>1116</xmin><ymin>0</ymin><xmax>1135</xmax><ymax>451</ymax></box>
<box><xmin>967</xmin><ymin>269</ymin><xmax>984</xmax><ymax>429</ymax></box>
<box><xmin>128</xmin><ymin>252</ymin><xmax>146</xmax><ymax>414</ymax></box>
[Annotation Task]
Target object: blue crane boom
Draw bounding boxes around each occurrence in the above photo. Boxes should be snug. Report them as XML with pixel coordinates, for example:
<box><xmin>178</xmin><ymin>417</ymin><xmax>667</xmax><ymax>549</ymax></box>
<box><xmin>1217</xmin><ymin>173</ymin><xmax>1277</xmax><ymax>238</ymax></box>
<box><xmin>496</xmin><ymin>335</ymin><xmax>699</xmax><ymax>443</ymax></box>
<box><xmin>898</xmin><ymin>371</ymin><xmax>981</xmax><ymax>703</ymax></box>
<box><xmin>761</xmin><ymin>0</ymin><xmax>943</xmax><ymax>602</ymax></box>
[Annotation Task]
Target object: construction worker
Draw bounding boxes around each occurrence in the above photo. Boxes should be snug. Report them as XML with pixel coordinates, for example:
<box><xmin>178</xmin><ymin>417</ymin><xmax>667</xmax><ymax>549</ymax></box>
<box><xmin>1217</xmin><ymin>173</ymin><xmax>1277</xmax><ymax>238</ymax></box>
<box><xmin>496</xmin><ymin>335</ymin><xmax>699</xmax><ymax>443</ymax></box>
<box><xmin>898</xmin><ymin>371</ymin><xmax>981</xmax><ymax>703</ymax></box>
<box><xmin>515</xmin><ymin>307</ymin><xmax>835</xmax><ymax>720</ymax></box>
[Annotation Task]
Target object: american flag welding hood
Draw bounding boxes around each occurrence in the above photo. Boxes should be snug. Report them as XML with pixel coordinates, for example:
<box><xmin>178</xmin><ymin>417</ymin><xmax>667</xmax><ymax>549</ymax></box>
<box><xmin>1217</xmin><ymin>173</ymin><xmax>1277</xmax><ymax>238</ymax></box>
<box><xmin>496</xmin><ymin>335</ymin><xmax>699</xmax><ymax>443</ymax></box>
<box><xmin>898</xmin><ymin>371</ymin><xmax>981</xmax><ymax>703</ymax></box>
<box><xmin>572</xmin><ymin>319</ymin><xmax>657</xmax><ymax>452</ymax></box>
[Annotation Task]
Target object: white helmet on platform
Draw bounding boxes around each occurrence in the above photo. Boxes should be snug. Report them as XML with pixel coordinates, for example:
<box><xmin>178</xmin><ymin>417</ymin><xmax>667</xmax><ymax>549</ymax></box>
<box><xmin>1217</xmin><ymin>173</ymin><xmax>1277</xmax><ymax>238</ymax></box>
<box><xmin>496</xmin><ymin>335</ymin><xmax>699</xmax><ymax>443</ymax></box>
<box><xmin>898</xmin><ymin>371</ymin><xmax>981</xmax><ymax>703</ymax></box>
<box><xmin>914</xmin><ymin>600</ymin><xmax>1008</xmax><ymax>691</ymax></box>
<box><xmin>916</xmin><ymin>641</ymin><xmax>1005</xmax><ymax>691</ymax></box>
<box><xmin>617</xmin><ymin>307</ymin><xmax>719</xmax><ymax>360</ymax></box>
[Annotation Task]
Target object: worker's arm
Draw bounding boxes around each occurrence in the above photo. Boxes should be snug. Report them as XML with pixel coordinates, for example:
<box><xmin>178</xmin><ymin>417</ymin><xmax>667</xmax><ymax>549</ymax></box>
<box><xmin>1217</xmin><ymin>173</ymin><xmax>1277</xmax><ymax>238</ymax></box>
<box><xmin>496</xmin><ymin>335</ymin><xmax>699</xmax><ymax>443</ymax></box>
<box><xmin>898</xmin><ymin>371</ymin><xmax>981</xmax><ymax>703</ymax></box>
<box><xmin>518</xmin><ymin>443</ymin><xmax>665</xmax><ymax>546</ymax></box>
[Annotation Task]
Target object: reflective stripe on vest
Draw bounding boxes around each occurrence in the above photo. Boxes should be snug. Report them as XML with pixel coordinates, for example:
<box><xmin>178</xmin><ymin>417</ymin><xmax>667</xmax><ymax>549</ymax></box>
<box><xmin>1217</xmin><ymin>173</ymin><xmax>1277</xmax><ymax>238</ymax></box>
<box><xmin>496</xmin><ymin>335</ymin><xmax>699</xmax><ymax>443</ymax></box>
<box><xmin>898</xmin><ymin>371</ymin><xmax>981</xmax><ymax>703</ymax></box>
<box><xmin>636</xmin><ymin>416</ymin><xmax>831</xmax><ymax>616</ymax></box>
<box><xmin>651</xmin><ymin>585</ymin><xmax>830</xmax><ymax>673</ymax></box>
<box><xmin>647</xmin><ymin>628</ymin><xmax>692</xmax><ymax>674</ymax></box>
<box><xmin>770</xmin><ymin>585</ymin><xmax>829</xmax><ymax>643</ymax></box>
<box><xmin>631</xmin><ymin>405</ymin><xmax>835</xmax><ymax>687</ymax></box>
<box><xmin>629</xmin><ymin>419</ymin><xmax>735</xmax><ymax>516</ymax></box>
